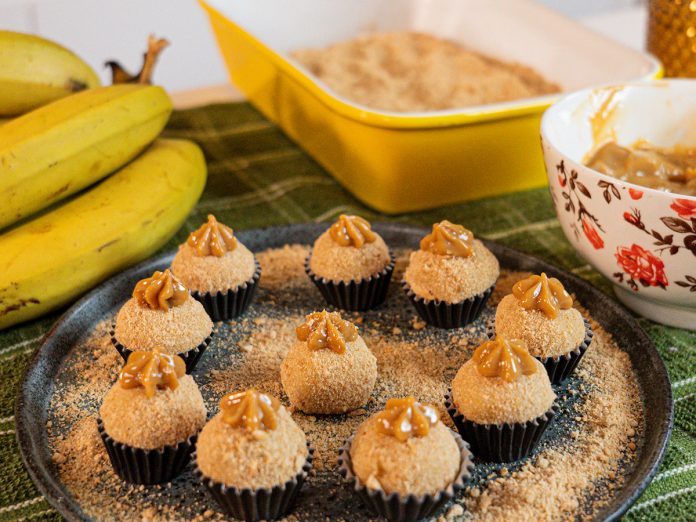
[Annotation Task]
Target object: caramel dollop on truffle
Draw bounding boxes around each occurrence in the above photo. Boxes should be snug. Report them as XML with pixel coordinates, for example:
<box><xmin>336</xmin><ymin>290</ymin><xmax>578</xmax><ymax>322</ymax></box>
<box><xmin>512</xmin><ymin>272</ymin><xmax>573</xmax><ymax>319</ymax></box>
<box><xmin>329</xmin><ymin>214</ymin><xmax>377</xmax><ymax>247</ymax></box>
<box><xmin>220</xmin><ymin>389</ymin><xmax>280</xmax><ymax>431</ymax></box>
<box><xmin>118</xmin><ymin>348</ymin><xmax>186</xmax><ymax>398</ymax></box>
<box><xmin>296</xmin><ymin>310</ymin><xmax>358</xmax><ymax>355</ymax></box>
<box><xmin>420</xmin><ymin>220</ymin><xmax>474</xmax><ymax>257</ymax></box>
<box><xmin>473</xmin><ymin>335</ymin><xmax>537</xmax><ymax>383</ymax></box>
<box><xmin>376</xmin><ymin>396</ymin><xmax>439</xmax><ymax>442</ymax></box>
<box><xmin>133</xmin><ymin>269</ymin><xmax>188</xmax><ymax>311</ymax></box>
<box><xmin>187</xmin><ymin>214</ymin><xmax>238</xmax><ymax>257</ymax></box>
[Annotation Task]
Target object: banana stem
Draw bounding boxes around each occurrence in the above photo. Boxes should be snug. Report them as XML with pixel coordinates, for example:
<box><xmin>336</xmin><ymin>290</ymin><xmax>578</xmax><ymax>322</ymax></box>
<box><xmin>105</xmin><ymin>34</ymin><xmax>169</xmax><ymax>85</ymax></box>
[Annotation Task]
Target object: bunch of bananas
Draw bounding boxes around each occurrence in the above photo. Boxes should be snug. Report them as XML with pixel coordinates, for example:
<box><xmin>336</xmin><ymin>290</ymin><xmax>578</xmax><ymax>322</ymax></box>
<box><xmin>0</xmin><ymin>32</ymin><xmax>207</xmax><ymax>329</ymax></box>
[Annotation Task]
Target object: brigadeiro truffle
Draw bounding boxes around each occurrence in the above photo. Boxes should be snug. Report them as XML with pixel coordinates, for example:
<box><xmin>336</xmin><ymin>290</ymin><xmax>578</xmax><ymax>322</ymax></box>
<box><xmin>338</xmin><ymin>397</ymin><xmax>473</xmax><ymax>522</ymax></box>
<box><xmin>194</xmin><ymin>389</ymin><xmax>313</xmax><ymax>521</ymax></box>
<box><xmin>403</xmin><ymin>220</ymin><xmax>499</xmax><ymax>328</ymax></box>
<box><xmin>494</xmin><ymin>272</ymin><xmax>593</xmax><ymax>383</ymax></box>
<box><xmin>171</xmin><ymin>214</ymin><xmax>260</xmax><ymax>321</ymax></box>
<box><xmin>306</xmin><ymin>214</ymin><xmax>394</xmax><ymax>310</ymax></box>
<box><xmin>111</xmin><ymin>269</ymin><xmax>213</xmax><ymax>372</ymax></box>
<box><xmin>446</xmin><ymin>334</ymin><xmax>557</xmax><ymax>462</ymax></box>
<box><xmin>98</xmin><ymin>348</ymin><xmax>207</xmax><ymax>484</ymax></box>
<box><xmin>281</xmin><ymin>310</ymin><xmax>377</xmax><ymax>414</ymax></box>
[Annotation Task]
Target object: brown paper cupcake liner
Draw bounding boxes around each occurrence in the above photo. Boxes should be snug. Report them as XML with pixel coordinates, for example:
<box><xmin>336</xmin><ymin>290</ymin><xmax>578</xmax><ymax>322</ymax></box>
<box><xmin>110</xmin><ymin>326</ymin><xmax>213</xmax><ymax>374</ymax></box>
<box><xmin>337</xmin><ymin>431</ymin><xmax>473</xmax><ymax>522</ymax></box>
<box><xmin>305</xmin><ymin>253</ymin><xmax>395</xmax><ymax>311</ymax></box>
<box><xmin>445</xmin><ymin>391</ymin><xmax>558</xmax><ymax>463</ymax></box>
<box><xmin>403</xmin><ymin>280</ymin><xmax>494</xmax><ymax>329</ymax></box>
<box><xmin>193</xmin><ymin>445</ymin><xmax>314</xmax><ymax>522</ymax></box>
<box><xmin>486</xmin><ymin>318</ymin><xmax>593</xmax><ymax>385</ymax></box>
<box><xmin>97</xmin><ymin>418</ymin><xmax>196</xmax><ymax>485</ymax></box>
<box><xmin>191</xmin><ymin>259</ymin><xmax>261</xmax><ymax>322</ymax></box>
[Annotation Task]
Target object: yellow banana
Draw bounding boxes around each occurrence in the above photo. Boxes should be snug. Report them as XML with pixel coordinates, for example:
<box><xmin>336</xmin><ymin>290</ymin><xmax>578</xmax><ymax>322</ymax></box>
<box><xmin>0</xmin><ymin>30</ymin><xmax>100</xmax><ymax>116</ymax></box>
<box><xmin>0</xmin><ymin>138</ymin><xmax>207</xmax><ymax>330</ymax></box>
<box><xmin>0</xmin><ymin>84</ymin><xmax>172</xmax><ymax>230</ymax></box>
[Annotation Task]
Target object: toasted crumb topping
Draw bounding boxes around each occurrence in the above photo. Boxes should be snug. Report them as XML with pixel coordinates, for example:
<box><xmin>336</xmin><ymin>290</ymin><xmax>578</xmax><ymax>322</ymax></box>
<box><xmin>452</xmin><ymin>357</ymin><xmax>555</xmax><ymax>425</ymax></box>
<box><xmin>100</xmin><ymin>375</ymin><xmax>206</xmax><ymax>449</ymax></box>
<box><xmin>495</xmin><ymin>294</ymin><xmax>586</xmax><ymax>358</ymax></box>
<box><xmin>404</xmin><ymin>239</ymin><xmax>499</xmax><ymax>302</ymax></box>
<box><xmin>114</xmin><ymin>297</ymin><xmax>212</xmax><ymax>354</ymax></box>
<box><xmin>310</xmin><ymin>230</ymin><xmax>390</xmax><ymax>282</ymax></box>
<box><xmin>350</xmin><ymin>413</ymin><xmax>460</xmax><ymax>496</ymax></box>
<box><xmin>171</xmin><ymin>241</ymin><xmax>256</xmax><ymax>293</ymax></box>
<box><xmin>196</xmin><ymin>407</ymin><xmax>307</xmax><ymax>489</ymax></box>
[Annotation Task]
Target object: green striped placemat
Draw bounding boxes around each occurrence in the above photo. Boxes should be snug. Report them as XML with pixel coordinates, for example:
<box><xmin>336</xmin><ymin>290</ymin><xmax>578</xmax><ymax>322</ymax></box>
<box><xmin>0</xmin><ymin>102</ymin><xmax>693</xmax><ymax>521</ymax></box>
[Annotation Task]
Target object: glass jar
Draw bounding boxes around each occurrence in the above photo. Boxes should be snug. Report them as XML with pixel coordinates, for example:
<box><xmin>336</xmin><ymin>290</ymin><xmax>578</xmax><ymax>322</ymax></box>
<box><xmin>648</xmin><ymin>0</ymin><xmax>696</xmax><ymax>77</ymax></box>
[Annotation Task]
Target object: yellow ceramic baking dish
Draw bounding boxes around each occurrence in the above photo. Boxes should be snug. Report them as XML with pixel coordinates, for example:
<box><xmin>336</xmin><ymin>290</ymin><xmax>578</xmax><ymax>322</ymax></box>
<box><xmin>200</xmin><ymin>0</ymin><xmax>661</xmax><ymax>214</ymax></box>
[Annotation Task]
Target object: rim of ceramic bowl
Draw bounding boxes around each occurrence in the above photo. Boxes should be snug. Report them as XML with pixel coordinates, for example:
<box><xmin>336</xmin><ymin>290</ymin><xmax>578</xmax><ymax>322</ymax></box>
<box><xmin>541</xmin><ymin>78</ymin><xmax>696</xmax><ymax>203</ymax></box>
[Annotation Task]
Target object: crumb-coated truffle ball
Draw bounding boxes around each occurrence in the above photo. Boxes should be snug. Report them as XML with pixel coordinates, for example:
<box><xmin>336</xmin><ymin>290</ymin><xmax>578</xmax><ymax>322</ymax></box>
<box><xmin>196</xmin><ymin>406</ymin><xmax>308</xmax><ymax>489</ymax></box>
<box><xmin>171</xmin><ymin>242</ymin><xmax>256</xmax><ymax>293</ymax></box>
<box><xmin>350</xmin><ymin>415</ymin><xmax>461</xmax><ymax>496</ymax></box>
<box><xmin>114</xmin><ymin>298</ymin><xmax>212</xmax><ymax>354</ymax></box>
<box><xmin>495</xmin><ymin>294</ymin><xmax>586</xmax><ymax>358</ymax></box>
<box><xmin>403</xmin><ymin>240</ymin><xmax>499</xmax><ymax>303</ymax></box>
<box><xmin>309</xmin><ymin>230</ymin><xmax>390</xmax><ymax>282</ymax></box>
<box><xmin>100</xmin><ymin>375</ymin><xmax>206</xmax><ymax>449</ymax></box>
<box><xmin>451</xmin><ymin>358</ymin><xmax>555</xmax><ymax>425</ymax></box>
<box><xmin>281</xmin><ymin>336</ymin><xmax>377</xmax><ymax>414</ymax></box>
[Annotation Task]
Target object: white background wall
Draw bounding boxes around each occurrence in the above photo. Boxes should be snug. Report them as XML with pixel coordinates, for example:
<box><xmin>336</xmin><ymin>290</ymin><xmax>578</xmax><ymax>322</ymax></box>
<box><xmin>0</xmin><ymin>0</ymin><xmax>647</xmax><ymax>93</ymax></box>
<box><xmin>1</xmin><ymin>0</ymin><xmax>230</xmax><ymax>91</ymax></box>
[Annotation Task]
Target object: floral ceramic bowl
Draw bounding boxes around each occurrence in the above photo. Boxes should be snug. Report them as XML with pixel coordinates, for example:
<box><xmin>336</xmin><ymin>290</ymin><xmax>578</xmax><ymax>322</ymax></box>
<box><xmin>541</xmin><ymin>80</ymin><xmax>696</xmax><ymax>330</ymax></box>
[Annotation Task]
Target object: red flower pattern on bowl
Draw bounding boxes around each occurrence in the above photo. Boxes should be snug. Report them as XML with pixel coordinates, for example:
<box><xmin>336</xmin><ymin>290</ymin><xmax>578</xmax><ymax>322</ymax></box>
<box><xmin>629</xmin><ymin>188</ymin><xmax>644</xmax><ymax>200</ymax></box>
<box><xmin>582</xmin><ymin>216</ymin><xmax>604</xmax><ymax>250</ymax></box>
<box><xmin>671</xmin><ymin>198</ymin><xmax>696</xmax><ymax>219</ymax></box>
<box><xmin>615</xmin><ymin>244</ymin><xmax>668</xmax><ymax>290</ymax></box>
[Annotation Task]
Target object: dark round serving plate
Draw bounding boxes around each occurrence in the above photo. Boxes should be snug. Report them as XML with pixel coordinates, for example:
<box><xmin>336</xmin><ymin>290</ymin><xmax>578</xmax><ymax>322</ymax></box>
<box><xmin>15</xmin><ymin>223</ymin><xmax>673</xmax><ymax>521</ymax></box>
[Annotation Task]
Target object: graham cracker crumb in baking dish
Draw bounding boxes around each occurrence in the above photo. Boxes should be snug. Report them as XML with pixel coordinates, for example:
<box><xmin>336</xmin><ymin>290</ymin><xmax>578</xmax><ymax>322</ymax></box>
<box><xmin>47</xmin><ymin>245</ymin><xmax>643</xmax><ymax>521</ymax></box>
<box><xmin>291</xmin><ymin>32</ymin><xmax>560</xmax><ymax>112</ymax></box>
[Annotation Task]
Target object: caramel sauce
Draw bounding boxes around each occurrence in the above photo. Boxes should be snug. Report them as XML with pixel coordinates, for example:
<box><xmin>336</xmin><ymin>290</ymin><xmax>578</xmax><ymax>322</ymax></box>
<box><xmin>187</xmin><ymin>214</ymin><xmax>238</xmax><ymax>257</ymax></box>
<box><xmin>376</xmin><ymin>397</ymin><xmax>439</xmax><ymax>442</ymax></box>
<box><xmin>512</xmin><ymin>272</ymin><xmax>573</xmax><ymax>320</ymax></box>
<box><xmin>118</xmin><ymin>348</ymin><xmax>186</xmax><ymax>398</ymax></box>
<box><xmin>295</xmin><ymin>310</ymin><xmax>358</xmax><ymax>354</ymax></box>
<box><xmin>133</xmin><ymin>269</ymin><xmax>188</xmax><ymax>311</ymax></box>
<box><xmin>473</xmin><ymin>335</ymin><xmax>537</xmax><ymax>383</ymax></box>
<box><xmin>220</xmin><ymin>389</ymin><xmax>280</xmax><ymax>431</ymax></box>
<box><xmin>328</xmin><ymin>214</ymin><xmax>377</xmax><ymax>247</ymax></box>
<box><xmin>586</xmin><ymin>140</ymin><xmax>696</xmax><ymax>196</ymax></box>
<box><xmin>588</xmin><ymin>86</ymin><xmax>621</xmax><ymax>146</ymax></box>
<box><xmin>420</xmin><ymin>220</ymin><xmax>474</xmax><ymax>257</ymax></box>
